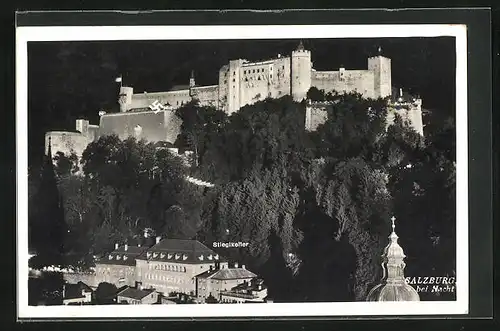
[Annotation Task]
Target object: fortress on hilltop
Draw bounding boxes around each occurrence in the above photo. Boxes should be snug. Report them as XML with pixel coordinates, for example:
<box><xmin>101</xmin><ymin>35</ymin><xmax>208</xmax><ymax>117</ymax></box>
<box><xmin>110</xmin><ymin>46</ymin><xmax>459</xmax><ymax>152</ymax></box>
<box><xmin>45</xmin><ymin>42</ymin><xmax>424</xmax><ymax>161</ymax></box>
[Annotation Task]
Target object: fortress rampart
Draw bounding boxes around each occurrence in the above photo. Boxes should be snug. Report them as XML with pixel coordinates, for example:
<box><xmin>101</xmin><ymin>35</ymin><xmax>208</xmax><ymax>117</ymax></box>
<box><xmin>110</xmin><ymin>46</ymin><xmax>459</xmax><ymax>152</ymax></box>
<box><xmin>45</xmin><ymin>42</ymin><xmax>423</xmax><ymax>161</ymax></box>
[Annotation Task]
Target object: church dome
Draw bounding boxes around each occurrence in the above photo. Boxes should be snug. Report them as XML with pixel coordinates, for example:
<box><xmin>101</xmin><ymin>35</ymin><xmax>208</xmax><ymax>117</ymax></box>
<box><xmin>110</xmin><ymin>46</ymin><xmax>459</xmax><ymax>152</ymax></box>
<box><xmin>366</xmin><ymin>282</ymin><xmax>420</xmax><ymax>302</ymax></box>
<box><xmin>366</xmin><ymin>216</ymin><xmax>420</xmax><ymax>302</ymax></box>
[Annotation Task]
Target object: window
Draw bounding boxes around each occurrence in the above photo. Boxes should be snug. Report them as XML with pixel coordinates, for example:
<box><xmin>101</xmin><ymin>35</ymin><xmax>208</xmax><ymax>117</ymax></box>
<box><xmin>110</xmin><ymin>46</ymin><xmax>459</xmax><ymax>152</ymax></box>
<box><xmin>232</xmin><ymin>78</ymin><xmax>235</xmax><ymax>82</ymax></box>
<box><xmin>233</xmin><ymin>71</ymin><xmax>235</xmax><ymax>75</ymax></box>
<box><xmin>244</xmin><ymin>70</ymin><xmax>246</xmax><ymax>74</ymax></box>
<box><xmin>252</xmin><ymin>69</ymin><xmax>255</xmax><ymax>73</ymax></box>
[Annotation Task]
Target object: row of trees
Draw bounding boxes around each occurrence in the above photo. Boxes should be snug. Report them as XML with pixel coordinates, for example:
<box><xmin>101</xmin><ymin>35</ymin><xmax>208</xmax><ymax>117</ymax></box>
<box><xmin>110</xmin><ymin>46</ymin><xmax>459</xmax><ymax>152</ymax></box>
<box><xmin>28</xmin><ymin>88</ymin><xmax>456</xmax><ymax>302</ymax></box>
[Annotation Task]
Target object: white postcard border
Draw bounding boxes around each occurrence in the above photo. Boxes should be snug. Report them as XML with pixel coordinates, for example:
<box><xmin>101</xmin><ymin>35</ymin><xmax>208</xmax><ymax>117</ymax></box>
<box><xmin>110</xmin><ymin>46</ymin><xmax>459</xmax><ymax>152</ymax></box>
<box><xmin>16</xmin><ymin>24</ymin><xmax>468</xmax><ymax>318</ymax></box>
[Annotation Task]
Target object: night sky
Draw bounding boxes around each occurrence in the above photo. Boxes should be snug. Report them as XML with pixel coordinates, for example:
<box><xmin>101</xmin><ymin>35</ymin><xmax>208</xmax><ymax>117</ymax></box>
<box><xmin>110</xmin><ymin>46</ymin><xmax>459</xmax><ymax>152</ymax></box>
<box><xmin>27</xmin><ymin>37</ymin><xmax>456</xmax><ymax>167</ymax></box>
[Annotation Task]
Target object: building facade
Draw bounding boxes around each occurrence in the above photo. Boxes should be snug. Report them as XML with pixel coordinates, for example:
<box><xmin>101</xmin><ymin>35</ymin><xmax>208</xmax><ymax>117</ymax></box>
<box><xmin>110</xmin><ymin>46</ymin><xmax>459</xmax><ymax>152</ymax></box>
<box><xmin>194</xmin><ymin>262</ymin><xmax>257</xmax><ymax>301</ymax></box>
<box><xmin>135</xmin><ymin>237</ymin><xmax>229</xmax><ymax>296</ymax></box>
<box><xmin>116</xmin><ymin>285</ymin><xmax>159</xmax><ymax>304</ymax></box>
<box><xmin>94</xmin><ymin>243</ymin><xmax>148</xmax><ymax>288</ymax></box>
<box><xmin>62</xmin><ymin>281</ymin><xmax>93</xmax><ymax>305</ymax></box>
<box><xmin>65</xmin><ymin>237</ymin><xmax>265</xmax><ymax>304</ymax></box>
<box><xmin>117</xmin><ymin>42</ymin><xmax>392</xmax><ymax>115</ymax></box>
<box><xmin>219</xmin><ymin>279</ymin><xmax>268</xmax><ymax>303</ymax></box>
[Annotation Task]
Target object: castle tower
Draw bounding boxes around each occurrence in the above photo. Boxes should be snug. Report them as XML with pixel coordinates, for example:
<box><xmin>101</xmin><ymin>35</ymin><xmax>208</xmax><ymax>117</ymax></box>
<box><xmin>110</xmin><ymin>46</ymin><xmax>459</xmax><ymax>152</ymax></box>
<box><xmin>366</xmin><ymin>216</ymin><xmax>420</xmax><ymax>301</ymax></box>
<box><xmin>75</xmin><ymin>119</ymin><xmax>89</xmax><ymax>137</ymax></box>
<box><xmin>291</xmin><ymin>41</ymin><xmax>312</xmax><ymax>102</ymax></box>
<box><xmin>368</xmin><ymin>47</ymin><xmax>392</xmax><ymax>99</ymax></box>
<box><xmin>227</xmin><ymin>59</ymin><xmax>244</xmax><ymax>114</ymax></box>
<box><xmin>118</xmin><ymin>86</ymin><xmax>134</xmax><ymax>113</ymax></box>
<box><xmin>189</xmin><ymin>70</ymin><xmax>196</xmax><ymax>88</ymax></box>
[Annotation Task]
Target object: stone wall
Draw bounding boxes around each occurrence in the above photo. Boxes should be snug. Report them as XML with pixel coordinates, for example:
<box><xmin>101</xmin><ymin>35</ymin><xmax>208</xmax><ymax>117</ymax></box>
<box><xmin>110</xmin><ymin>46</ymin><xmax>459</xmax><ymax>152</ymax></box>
<box><xmin>94</xmin><ymin>263</ymin><xmax>137</xmax><ymax>288</ymax></box>
<box><xmin>312</xmin><ymin>70</ymin><xmax>375</xmax><ymax>98</ymax></box>
<box><xmin>98</xmin><ymin>110</ymin><xmax>181</xmax><ymax>144</ymax></box>
<box><xmin>63</xmin><ymin>272</ymin><xmax>98</xmax><ymax>287</ymax></box>
<box><xmin>130</xmin><ymin>89</ymin><xmax>191</xmax><ymax>109</ymax></box>
<box><xmin>191</xmin><ymin>85</ymin><xmax>219</xmax><ymax>108</ymax></box>
<box><xmin>306</xmin><ymin>100</ymin><xmax>424</xmax><ymax>136</ymax></box>
<box><xmin>305</xmin><ymin>103</ymin><xmax>330</xmax><ymax>131</ymax></box>
<box><xmin>45</xmin><ymin>131</ymin><xmax>91</xmax><ymax>158</ymax></box>
<box><xmin>386</xmin><ymin>100</ymin><xmax>424</xmax><ymax>136</ymax></box>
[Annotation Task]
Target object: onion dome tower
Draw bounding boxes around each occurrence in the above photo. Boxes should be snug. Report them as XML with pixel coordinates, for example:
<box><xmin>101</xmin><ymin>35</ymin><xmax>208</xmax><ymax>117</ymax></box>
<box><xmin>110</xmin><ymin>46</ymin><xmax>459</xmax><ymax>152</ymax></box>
<box><xmin>366</xmin><ymin>216</ymin><xmax>420</xmax><ymax>301</ymax></box>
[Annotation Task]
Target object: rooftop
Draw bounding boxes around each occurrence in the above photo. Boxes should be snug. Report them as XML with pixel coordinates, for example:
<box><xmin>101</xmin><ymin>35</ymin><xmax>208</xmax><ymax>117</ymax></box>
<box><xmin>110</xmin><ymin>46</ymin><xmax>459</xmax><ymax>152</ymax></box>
<box><xmin>64</xmin><ymin>281</ymin><xmax>93</xmax><ymax>300</ymax></box>
<box><xmin>196</xmin><ymin>267</ymin><xmax>256</xmax><ymax>280</ymax></box>
<box><xmin>117</xmin><ymin>286</ymin><xmax>156</xmax><ymax>300</ymax></box>
<box><xmin>170</xmin><ymin>84</ymin><xmax>191</xmax><ymax>91</ymax></box>
<box><xmin>137</xmin><ymin>238</ymin><xmax>223</xmax><ymax>264</ymax></box>
<box><xmin>96</xmin><ymin>245</ymin><xmax>149</xmax><ymax>266</ymax></box>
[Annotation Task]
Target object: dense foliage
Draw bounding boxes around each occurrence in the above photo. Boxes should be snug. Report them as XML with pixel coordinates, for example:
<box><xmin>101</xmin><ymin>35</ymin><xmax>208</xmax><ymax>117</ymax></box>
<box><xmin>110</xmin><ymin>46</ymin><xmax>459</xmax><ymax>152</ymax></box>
<box><xmin>28</xmin><ymin>89</ymin><xmax>456</xmax><ymax>302</ymax></box>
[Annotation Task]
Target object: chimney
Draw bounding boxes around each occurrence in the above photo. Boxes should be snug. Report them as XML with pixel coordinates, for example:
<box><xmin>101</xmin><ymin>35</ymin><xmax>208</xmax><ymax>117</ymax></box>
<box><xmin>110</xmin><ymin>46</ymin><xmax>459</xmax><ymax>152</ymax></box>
<box><xmin>242</xmin><ymin>264</ymin><xmax>246</xmax><ymax>269</ymax></box>
<box><xmin>156</xmin><ymin>236</ymin><xmax>161</xmax><ymax>244</ymax></box>
<box><xmin>114</xmin><ymin>243</ymin><xmax>119</xmax><ymax>250</ymax></box>
<box><xmin>136</xmin><ymin>281</ymin><xmax>143</xmax><ymax>290</ymax></box>
<box><xmin>209</xmin><ymin>265</ymin><xmax>213</xmax><ymax>272</ymax></box>
<box><xmin>234</xmin><ymin>262</ymin><xmax>239</xmax><ymax>269</ymax></box>
<box><xmin>124</xmin><ymin>244</ymin><xmax>128</xmax><ymax>251</ymax></box>
<box><xmin>258</xmin><ymin>284</ymin><xmax>262</xmax><ymax>291</ymax></box>
<box><xmin>399</xmin><ymin>87</ymin><xmax>403</xmax><ymax>97</ymax></box>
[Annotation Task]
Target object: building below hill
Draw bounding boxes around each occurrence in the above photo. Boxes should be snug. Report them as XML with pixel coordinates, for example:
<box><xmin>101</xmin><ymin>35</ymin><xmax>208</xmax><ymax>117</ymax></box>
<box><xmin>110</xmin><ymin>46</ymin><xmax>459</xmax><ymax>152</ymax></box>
<box><xmin>63</xmin><ymin>237</ymin><xmax>267</xmax><ymax>304</ymax></box>
<box><xmin>62</xmin><ymin>281</ymin><xmax>93</xmax><ymax>305</ymax></box>
<box><xmin>116</xmin><ymin>284</ymin><xmax>159</xmax><ymax>305</ymax></box>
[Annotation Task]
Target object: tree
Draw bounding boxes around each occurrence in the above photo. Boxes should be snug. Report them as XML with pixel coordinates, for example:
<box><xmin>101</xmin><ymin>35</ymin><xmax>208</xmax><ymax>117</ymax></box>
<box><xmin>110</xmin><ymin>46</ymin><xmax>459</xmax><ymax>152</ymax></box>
<box><xmin>306</xmin><ymin>86</ymin><xmax>326</xmax><ymax>101</ymax></box>
<box><xmin>53</xmin><ymin>151</ymin><xmax>79</xmax><ymax>178</ymax></box>
<box><xmin>175</xmin><ymin>100</ymin><xmax>228</xmax><ymax>168</ymax></box>
<box><xmin>200</xmin><ymin>154</ymin><xmax>303</xmax><ymax>272</ymax></box>
<box><xmin>30</xmin><ymin>144</ymin><xmax>68</xmax><ymax>266</ymax></box>
<box><xmin>94</xmin><ymin>282</ymin><xmax>118</xmax><ymax>304</ymax></box>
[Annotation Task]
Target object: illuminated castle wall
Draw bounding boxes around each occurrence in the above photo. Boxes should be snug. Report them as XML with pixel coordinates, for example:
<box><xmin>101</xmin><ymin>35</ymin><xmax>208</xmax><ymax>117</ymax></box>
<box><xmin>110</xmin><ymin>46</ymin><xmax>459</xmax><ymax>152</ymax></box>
<box><xmin>45</xmin><ymin>42</ymin><xmax>424</xmax><ymax>161</ymax></box>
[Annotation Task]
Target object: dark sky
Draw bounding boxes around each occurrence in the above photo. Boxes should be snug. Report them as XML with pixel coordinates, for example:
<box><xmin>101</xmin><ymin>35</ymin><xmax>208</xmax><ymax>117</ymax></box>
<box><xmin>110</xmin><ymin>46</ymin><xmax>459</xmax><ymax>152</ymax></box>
<box><xmin>27</xmin><ymin>37</ymin><xmax>456</xmax><ymax>167</ymax></box>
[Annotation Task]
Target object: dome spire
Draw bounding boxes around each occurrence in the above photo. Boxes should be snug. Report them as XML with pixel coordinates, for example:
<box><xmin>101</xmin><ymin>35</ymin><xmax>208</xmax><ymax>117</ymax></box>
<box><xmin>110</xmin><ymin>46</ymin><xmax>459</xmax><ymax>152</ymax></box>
<box><xmin>365</xmin><ymin>215</ymin><xmax>420</xmax><ymax>301</ymax></box>
<box><xmin>47</xmin><ymin>135</ymin><xmax>52</xmax><ymax>158</ymax></box>
<box><xmin>189</xmin><ymin>70</ymin><xmax>196</xmax><ymax>88</ymax></box>
<box><xmin>297</xmin><ymin>40</ymin><xmax>305</xmax><ymax>51</ymax></box>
